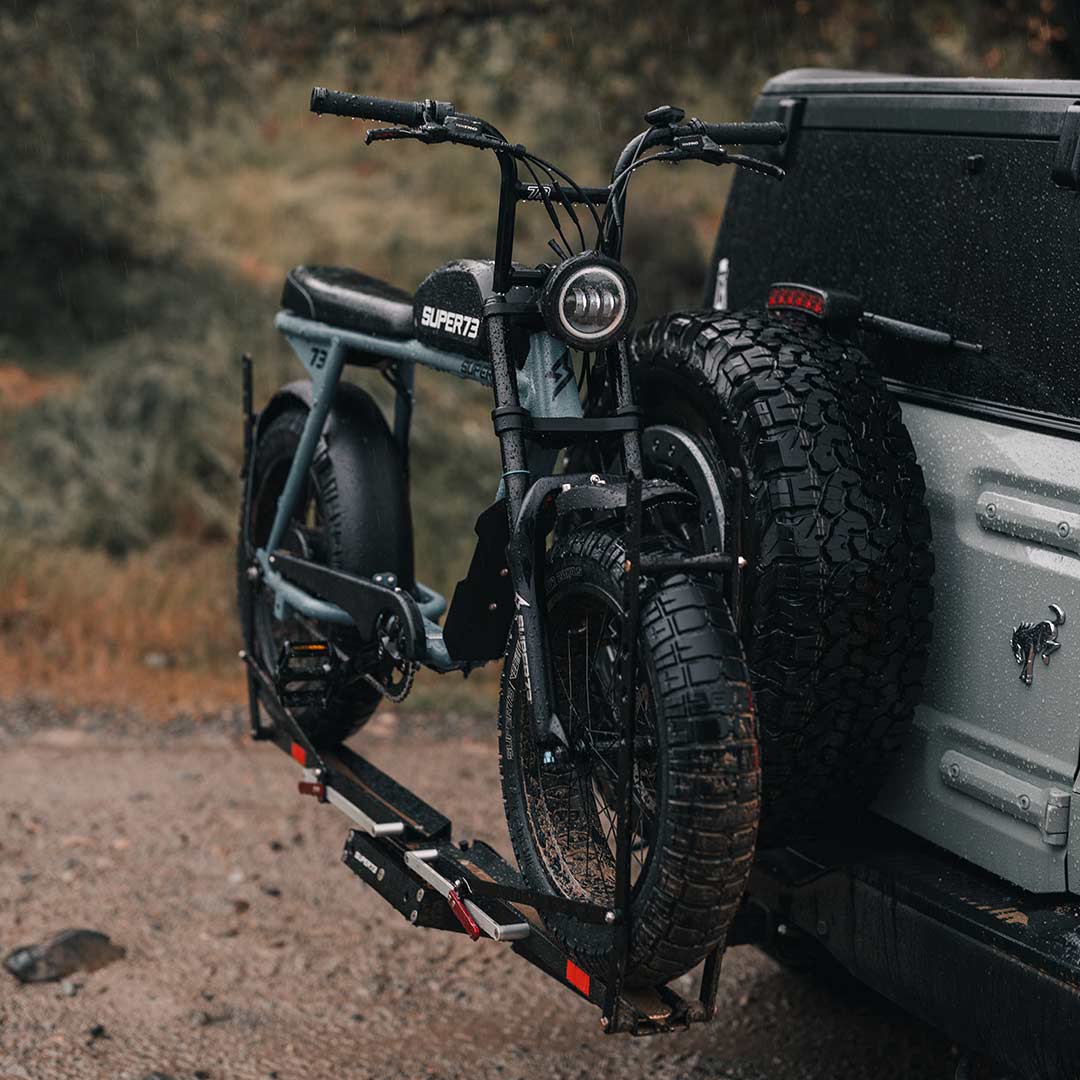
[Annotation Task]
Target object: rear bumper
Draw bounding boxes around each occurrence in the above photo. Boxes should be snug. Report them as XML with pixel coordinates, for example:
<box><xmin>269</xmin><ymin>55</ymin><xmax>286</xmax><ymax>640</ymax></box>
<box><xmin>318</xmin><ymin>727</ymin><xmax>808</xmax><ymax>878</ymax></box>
<box><xmin>736</xmin><ymin>823</ymin><xmax>1080</xmax><ymax>1080</ymax></box>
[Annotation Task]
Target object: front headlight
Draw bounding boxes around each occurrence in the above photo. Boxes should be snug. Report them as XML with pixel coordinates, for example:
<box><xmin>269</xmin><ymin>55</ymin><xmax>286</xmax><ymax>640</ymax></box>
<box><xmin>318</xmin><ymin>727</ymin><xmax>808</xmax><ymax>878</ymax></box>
<box><xmin>540</xmin><ymin>253</ymin><xmax>637</xmax><ymax>350</ymax></box>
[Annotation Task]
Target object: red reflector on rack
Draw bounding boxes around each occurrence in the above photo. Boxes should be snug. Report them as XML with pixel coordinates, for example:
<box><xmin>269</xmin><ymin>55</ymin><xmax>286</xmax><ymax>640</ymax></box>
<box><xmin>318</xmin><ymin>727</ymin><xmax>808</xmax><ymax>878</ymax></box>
<box><xmin>767</xmin><ymin>284</ymin><xmax>825</xmax><ymax>316</ymax></box>
<box><xmin>447</xmin><ymin>888</ymin><xmax>482</xmax><ymax>941</ymax></box>
<box><xmin>565</xmin><ymin>959</ymin><xmax>590</xmax><ymax>996</ymax></box>
<box><xmin>290</xmin><ymin>742</ymin><xmax>307</xmax><ymax>766</ymax></box>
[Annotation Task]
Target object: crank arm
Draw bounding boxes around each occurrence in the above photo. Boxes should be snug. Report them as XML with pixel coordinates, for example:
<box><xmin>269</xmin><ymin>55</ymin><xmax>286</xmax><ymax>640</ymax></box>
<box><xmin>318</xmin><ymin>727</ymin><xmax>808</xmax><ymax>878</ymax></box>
<box><xmin>269</xmin><ymin>551</ymin><xmax>426</xmax><ymax>662</ymax></box>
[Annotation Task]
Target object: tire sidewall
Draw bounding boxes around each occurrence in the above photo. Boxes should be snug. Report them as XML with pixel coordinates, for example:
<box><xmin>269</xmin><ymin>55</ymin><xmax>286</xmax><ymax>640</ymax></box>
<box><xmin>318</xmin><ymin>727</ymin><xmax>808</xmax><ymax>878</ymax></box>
<box><xmin>498</xmin><ymin>533</ymin><xmax>681</xmax><ymax>979</ymax></box>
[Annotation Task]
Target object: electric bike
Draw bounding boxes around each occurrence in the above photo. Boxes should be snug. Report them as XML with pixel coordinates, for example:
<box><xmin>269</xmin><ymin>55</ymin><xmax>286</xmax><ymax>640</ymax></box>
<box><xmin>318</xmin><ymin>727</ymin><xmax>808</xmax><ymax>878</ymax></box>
<box><xmin>237</xmin><ymin>86</ymin><xmax>786</xmax><ymax>1012</ymax></box>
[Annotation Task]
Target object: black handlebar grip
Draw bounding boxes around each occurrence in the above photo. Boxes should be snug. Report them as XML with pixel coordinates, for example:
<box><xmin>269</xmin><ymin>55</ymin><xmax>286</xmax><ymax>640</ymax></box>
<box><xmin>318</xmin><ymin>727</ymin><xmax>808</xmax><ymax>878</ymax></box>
<box><xmin>700</xmin><ymin>120</ymin><xmax>787</xmax><ymax>146</ymax></box>
<box><xmin>310</xmin><ymin>87</ymin><xmax>425</xmax><ymax>127</ymax></box>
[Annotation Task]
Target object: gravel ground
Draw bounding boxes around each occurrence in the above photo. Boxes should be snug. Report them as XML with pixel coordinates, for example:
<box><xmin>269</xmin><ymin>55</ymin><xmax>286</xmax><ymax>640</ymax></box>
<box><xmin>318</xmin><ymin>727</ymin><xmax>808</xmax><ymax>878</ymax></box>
<box><xmin>0</xmin><ymin>705</ymin><xmax>961</xmax><ymax>1080</ymax></box>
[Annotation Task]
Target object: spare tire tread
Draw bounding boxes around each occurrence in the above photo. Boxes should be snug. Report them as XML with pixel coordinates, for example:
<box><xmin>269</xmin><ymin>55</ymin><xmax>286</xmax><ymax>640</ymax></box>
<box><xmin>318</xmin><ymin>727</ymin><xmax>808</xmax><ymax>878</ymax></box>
<box><xmin>632</xmin><ymin>309</ymin><xmax>934</xmax><ymax>840</ymax></box>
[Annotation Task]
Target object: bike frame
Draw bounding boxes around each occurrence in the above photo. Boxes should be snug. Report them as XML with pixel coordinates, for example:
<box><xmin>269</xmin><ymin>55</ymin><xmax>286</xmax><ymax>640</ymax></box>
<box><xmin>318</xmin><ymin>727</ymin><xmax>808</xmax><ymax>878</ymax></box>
<box><xmin>250</xmin><ymin>144</ymin><xmax>647</xmax><ymax>747</ymax></box>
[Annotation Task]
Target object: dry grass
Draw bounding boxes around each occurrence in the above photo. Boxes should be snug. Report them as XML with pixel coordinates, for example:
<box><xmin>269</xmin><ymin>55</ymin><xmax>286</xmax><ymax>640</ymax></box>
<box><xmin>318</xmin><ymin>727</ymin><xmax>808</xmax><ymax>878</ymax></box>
<box><xmin>0</xmin><ymin>535</ymin><xmax>499</xmax><ymax>721</ymax></box>
<box><xmin>0</xmin><ymin>364</ymin><xmax>80</xmax><ymax>411</ymax></box>
<box><xmin>0</xmin><ymin>538</ymin><xmax>242</xmax><ymax>718</ymax></box>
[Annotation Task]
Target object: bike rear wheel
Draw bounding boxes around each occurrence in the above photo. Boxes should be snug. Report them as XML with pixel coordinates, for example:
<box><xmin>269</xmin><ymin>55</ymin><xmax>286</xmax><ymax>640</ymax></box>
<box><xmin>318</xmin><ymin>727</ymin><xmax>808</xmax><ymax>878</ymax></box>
<box><xmin>238</xmin><ymin>404</ymin><xmax>388</xmax><ymax>745</ymax></box>
<box><xmin>498</xmin><ymin>525</ymin><xmax>759</xmax><ymax>986</ymax></box>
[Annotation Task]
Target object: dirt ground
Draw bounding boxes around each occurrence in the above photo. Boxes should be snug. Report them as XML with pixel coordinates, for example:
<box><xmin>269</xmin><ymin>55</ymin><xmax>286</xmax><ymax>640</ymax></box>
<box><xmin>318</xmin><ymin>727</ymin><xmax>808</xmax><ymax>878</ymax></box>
<box><xmin>0</xmin><ymin>703</ymin><xmax>962</xmax><ymax>1080</ymax></box>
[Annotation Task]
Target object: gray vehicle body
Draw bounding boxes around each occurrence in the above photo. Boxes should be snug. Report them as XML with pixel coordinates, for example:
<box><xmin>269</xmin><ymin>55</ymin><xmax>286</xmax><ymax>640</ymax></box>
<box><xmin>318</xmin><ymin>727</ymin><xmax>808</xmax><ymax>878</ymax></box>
<box><xmin>712</xmin><ymin>69</ymin><xmax>1080</xmax><ymax>895</ymax></box>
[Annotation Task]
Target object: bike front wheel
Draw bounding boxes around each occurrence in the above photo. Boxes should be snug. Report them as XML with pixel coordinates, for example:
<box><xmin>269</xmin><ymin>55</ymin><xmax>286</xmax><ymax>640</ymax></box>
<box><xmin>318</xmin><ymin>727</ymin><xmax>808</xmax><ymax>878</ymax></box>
<box><xmin>498</xmin><ymin>526</ymin><xmax>760</xmax><ymax>987</ymax></box>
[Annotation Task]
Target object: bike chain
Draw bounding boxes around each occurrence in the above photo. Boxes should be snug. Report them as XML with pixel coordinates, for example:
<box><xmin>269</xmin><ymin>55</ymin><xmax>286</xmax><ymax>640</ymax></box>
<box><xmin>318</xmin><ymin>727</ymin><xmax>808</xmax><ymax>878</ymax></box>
<box><xmin>361</xmin><ymin>660</ymin><xmax>418</xmax><ymax>703</ymax></box>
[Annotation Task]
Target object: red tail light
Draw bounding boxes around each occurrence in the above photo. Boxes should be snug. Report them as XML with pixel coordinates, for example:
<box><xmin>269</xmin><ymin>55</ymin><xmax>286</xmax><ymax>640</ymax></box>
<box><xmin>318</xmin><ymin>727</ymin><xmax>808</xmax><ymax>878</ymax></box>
<box><xmin>767</xmin><ymin>284</ymin><xmax>826</xmax><ymax>316</ymax></box>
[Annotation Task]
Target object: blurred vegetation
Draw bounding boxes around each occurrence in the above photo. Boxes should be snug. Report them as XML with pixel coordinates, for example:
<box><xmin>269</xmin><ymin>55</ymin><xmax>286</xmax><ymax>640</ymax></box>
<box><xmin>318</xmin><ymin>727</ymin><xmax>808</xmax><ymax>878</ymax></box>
<box><xmin>0</xmin><ymin>0</ymin><xmax>1075</xmax><ymax>713</ymax></box>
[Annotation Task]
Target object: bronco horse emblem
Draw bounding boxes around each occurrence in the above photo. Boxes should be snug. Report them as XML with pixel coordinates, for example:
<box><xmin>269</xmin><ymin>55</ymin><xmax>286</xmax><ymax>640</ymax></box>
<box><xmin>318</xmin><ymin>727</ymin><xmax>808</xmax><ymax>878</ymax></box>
<box><xmin>1012</xmin><ymin>604</ymin><xmax>1066</xmax><ymax>687</ymax></box>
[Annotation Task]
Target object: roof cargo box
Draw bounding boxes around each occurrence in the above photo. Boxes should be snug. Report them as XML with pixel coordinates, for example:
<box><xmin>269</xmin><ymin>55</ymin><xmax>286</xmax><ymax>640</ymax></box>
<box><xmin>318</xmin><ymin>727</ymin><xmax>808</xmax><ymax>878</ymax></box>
<box><xmin>711</xmin><ymin>69</ymin><xmax>1080</xmax><ymax>424</ymax></box>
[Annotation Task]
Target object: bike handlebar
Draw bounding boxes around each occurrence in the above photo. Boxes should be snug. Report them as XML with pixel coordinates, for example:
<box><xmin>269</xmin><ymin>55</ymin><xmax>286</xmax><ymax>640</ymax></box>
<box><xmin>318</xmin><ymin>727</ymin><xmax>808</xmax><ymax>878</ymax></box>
<box><xmin>695</xmin><ymin>120</ymin><xmax>786</xmax><ymax>146</ymax></box>
<box><xmin>310</xmin><ymin>86</ymin><xmax>427</xmax><ymax>127</ymax></box>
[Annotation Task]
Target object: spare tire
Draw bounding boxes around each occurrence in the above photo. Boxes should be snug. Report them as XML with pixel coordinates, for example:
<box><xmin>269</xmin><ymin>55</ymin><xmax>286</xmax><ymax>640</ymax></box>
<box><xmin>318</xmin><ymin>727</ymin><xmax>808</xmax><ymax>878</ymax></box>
<box><xmin>631</xmin><ymin>309</ymin><xmax>934</xmax><ymax>842</ymax></box>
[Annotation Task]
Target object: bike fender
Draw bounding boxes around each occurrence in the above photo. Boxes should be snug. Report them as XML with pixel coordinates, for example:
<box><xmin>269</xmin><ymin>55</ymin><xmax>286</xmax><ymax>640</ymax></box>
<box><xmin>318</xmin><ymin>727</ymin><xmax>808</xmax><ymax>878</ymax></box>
<box><xmin>254</xmin><ymin>379</ymin><xmax>415</xmax><ymax>590</ymax></box>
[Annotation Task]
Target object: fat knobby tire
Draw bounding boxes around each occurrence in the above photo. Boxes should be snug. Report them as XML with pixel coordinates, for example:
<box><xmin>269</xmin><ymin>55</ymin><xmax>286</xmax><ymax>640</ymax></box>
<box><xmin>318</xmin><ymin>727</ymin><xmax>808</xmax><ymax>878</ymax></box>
<box><xmin>632</xmin><ymin>310</ymin><xmax>934</xmax><ymax>843</ymax></box>
<box><xmin>499</xmin><ymin>526</ymin><xmax>760</xmax><ymax>986</ymax></box>
<box><xmin>238</xmin><ymin>406</ymin><xmax>381</xmax><ymax>746</ymax></box>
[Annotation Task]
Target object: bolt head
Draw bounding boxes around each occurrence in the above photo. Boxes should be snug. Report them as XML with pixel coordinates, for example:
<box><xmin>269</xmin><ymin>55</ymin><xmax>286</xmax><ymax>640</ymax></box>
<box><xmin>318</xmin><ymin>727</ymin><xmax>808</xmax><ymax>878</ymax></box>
<box><xmin>416</xmin><ymin>888</ymin><xmax>425</xmax><ymax>902</ymax></box>
<box><xmin>985</xmin><ymin>503</ymin><xmax>996</xmax><ymax>518</ymax></box>
<box><xmin>816</xmin><ymin>919</ymin><xmax>829</xmax><ymax>937</ymax></box>
<box><xmin>246</xmin><ymin>565</ymin><xmax>260</xmax><ymax>580</ymax></box>
<box><xmin>605</xmin><ymin>911</ymin><xmax>616</xmax><ymax>925</ymax></box>
<box><xmin>409</xmin><ymin>910</ymin><xmax>418</xmax><ymax>924</ymax></box>
<box><xmin>499</xmin><ymin>567</ymin><xmax>509</xmax><ymax>577</ymax></box>
<box><xmin>488</xmin><ymin>602</ymin><xmax>498</xmax><ymax>612</ymax></box>
<box><xmin>1058</xmin><ymin>521</ymin><xmax>1071</xmax><ymax>538</ymax></box>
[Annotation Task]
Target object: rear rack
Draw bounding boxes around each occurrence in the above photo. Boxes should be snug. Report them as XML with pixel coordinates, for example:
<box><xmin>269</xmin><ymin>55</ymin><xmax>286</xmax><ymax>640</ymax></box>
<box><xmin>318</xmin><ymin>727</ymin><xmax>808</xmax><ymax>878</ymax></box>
<box><xmin>243</xmin><ymin>654</ymin><xmax>728</xmax><ymax>1034</ymax></box>
<box><xmin>239</xmin><ymin>462</ymin><xmax>744</xmax><ymax>1035</ymax></box>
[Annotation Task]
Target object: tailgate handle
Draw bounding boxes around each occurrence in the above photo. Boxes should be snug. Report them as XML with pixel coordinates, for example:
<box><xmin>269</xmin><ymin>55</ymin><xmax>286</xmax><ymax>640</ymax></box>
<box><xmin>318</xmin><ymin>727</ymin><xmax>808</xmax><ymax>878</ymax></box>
<box><xmin>976</xmin><ymin>491</ymin><xmax>1080</xmax><ymax>556</ymax></box>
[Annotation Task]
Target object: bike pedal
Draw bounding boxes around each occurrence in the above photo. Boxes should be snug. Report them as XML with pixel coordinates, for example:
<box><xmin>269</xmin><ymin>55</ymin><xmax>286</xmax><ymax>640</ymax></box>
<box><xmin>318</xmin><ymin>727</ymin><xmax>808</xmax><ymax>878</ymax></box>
<box><xmin>275</xmin><ymin>640</ymin><xmax>337</xmax><ymax>708</ymax></box>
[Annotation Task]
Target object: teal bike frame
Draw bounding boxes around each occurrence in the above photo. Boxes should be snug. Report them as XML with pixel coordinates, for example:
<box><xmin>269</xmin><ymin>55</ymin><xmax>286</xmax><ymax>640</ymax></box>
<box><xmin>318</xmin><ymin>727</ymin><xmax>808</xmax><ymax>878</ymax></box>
<box><xmin>253</xmin><ymin>309</ymin><xmax>582</xmax><ymax>672</ymax></box>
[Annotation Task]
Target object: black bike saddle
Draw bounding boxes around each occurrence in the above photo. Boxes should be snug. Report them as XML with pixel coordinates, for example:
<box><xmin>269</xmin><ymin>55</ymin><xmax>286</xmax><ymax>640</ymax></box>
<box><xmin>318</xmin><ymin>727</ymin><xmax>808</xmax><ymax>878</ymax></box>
<box><xmin>281</xmin><ymin>265</ymin><xmax>414</xmax><ymax>338</ymax></box>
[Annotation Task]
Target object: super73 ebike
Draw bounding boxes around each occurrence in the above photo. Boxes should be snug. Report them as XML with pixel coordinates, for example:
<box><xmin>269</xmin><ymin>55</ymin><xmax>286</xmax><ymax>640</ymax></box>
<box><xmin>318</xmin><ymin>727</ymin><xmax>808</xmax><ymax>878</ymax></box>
<box><xmin>237</xmin><ymin>85</ymin><xmax>787</xmax><ymax>1025</ymax></box>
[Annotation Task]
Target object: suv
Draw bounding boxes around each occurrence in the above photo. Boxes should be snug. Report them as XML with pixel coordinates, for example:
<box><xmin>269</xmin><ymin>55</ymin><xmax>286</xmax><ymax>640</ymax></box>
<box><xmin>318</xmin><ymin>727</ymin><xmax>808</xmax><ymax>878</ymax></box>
<box><xmin>642</xmin><ymin>69</ymin><xmax>1080</xmax><ymax>1080</ymax></box>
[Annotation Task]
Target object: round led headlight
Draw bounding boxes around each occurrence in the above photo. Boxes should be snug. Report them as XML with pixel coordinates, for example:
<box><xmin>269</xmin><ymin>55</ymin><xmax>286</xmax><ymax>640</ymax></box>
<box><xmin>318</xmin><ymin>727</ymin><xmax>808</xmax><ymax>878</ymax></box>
<box><xmin>540</xmin><ymin>253</ymin><xmax>637</xmax><ymax>350</ymax></box>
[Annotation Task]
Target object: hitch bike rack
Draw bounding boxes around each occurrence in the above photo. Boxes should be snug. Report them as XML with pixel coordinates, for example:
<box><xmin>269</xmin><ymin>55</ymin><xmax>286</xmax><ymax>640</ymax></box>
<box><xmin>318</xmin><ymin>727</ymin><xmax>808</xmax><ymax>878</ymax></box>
<box><xmin>240</xmin><ymin>357</ymin><xmax>744</xmax><ymax>1034</ymax></box>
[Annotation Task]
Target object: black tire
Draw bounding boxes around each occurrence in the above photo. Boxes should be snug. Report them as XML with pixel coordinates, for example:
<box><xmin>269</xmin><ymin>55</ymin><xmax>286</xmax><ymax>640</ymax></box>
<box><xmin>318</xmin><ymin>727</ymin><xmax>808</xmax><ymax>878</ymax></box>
<box><xmin>238</xmin><ymin>395</ymin><xmax>409</xmax><ymax>746</ymax></box>
<box><xmin>498</xmin><ymin>526</ymin><xmax>759</xmax><ymax>986</ymax></box>
<box><xmin>632</xmin><ymin>310</ymin><xmax>934</xmax><ymax>843</ymax></box>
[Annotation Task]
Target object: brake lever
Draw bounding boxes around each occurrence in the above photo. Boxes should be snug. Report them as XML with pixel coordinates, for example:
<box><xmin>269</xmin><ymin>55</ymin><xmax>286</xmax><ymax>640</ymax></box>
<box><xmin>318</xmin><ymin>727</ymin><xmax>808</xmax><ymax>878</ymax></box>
<box><xmin>672</xmin><ymin>133</ymin><xmax>785</xmax><ymax>179</ymax></box>
<box><xmin>444</xmin><ymin>115</ymin><xmax>523</xmax><ymax>153</ymax></box>
<box><xmin>364</xmin><ymin>126</ymin><xmax>432</xmax><ymax>145</ymax></box>
<box><xmin>726</xmin><ymin>153</ymin><xmax>785</xmax><ymax>181</ymax></box>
